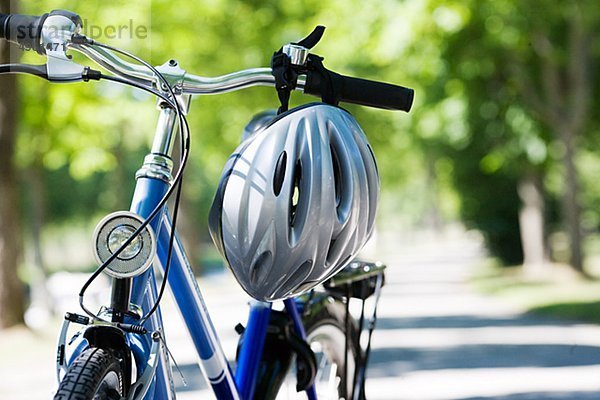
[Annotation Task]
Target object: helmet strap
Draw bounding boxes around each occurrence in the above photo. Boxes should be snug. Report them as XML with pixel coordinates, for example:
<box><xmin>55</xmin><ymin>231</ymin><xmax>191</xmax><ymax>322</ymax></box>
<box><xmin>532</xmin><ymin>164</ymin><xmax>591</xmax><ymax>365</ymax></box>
<box><xmin>271</xmin><ymin>25</ymin><xmax>341</xmax><ymax>113</ymax></box>
<box><xmin>271</xmin><ymin>50</ymin><xmax>296</xmax><ymax>114</ymax></box>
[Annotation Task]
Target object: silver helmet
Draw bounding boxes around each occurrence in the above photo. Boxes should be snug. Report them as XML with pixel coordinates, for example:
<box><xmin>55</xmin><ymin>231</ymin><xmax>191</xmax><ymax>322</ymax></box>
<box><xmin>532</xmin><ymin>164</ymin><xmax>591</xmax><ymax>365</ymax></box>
<box><xmin>209</xmin><ymin>103</ymin><xmax>379</xmax><ymax>301</ymax></box>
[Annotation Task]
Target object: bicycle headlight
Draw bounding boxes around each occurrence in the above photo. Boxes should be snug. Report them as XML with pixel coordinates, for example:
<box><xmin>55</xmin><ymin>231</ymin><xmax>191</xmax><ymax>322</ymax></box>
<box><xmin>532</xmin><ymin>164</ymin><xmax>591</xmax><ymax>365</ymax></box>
<box><xmin>92</xmin><ymin>211</ymin><xmax>156</xmax><ymax>278</ymax></box>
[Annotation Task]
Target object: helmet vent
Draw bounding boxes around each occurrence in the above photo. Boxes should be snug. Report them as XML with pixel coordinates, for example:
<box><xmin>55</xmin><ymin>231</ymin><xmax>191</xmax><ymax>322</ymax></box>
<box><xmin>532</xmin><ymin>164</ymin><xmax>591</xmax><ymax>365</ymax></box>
<box><xmin>273</xmin><ymin>151</ymin><xmax>287</xmax><ymax>196</ymax></box>
<box><xmin>330</xmin><ymin>143</ymin><xmax>342</xmax><ymax>207</ymax></box>
<box><xmin>250</xmin><ymin>251</ymin><xmax>272</xmax><ymax>285</ymax></box>
<box><xmin>289</xmin><ymin>160</ymin><xmax>302</xmax><ymax>227</ymax></box>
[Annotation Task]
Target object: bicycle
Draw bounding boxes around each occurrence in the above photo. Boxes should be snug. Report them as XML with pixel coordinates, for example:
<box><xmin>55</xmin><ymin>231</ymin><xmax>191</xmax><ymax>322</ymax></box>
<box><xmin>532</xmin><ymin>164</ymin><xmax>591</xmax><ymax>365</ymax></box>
<box><xmin>0</xmin><ymin>9</ymin><xmax>413</xmax><ymax>400</ymax></box>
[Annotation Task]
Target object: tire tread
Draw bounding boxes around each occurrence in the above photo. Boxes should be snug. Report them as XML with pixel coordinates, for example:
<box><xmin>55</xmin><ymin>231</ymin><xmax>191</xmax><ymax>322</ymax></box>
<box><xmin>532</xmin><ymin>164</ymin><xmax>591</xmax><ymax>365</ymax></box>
<box><xmin>54</xmin><ymin>347</ymin><xmax>122</xmax><ymax>400</ymax></box>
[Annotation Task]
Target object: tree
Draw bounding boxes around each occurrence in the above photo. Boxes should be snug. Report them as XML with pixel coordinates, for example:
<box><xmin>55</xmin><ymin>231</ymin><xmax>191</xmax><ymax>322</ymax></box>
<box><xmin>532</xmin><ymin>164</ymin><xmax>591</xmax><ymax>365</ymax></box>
<box><xmin>415</xmin><ymin>0</ymin><xmax>600</xmax><ymax>273</ymax></box>
<box><xmin>511</xmin><ymin>1</ymin><xmax>595</xmax><ymax>274</ymax></box>
<box><xmin>0</xmin><ymin>0</ymin><xmax>25</xmax><ymax>328</ymax></box>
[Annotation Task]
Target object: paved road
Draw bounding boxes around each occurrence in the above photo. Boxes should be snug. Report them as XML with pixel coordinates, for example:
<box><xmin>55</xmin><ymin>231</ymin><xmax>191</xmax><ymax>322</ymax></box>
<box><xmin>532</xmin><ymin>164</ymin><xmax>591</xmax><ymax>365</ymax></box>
<box><xmin>3</xmin><ymin>230</ymin><xmax>600</xmax><ymax>399</ymax></box>
<box><xmin>362</xmin><ymin>232</ymin><xmax>600</xmax><ymax>400</ymax></box>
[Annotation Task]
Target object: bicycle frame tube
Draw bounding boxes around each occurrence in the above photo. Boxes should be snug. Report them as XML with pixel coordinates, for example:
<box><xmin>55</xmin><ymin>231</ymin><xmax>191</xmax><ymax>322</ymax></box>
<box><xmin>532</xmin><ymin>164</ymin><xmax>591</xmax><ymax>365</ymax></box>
<box><xmin>140</xmin><ymin>102</ymin><xmax>272</xmax><ymax>399</ymax></box>
<box><xmin>157</xmin><ymin>216</ymin><xmax>308</xmax><ymax>400</ymax></box>
<box><xmin>124</xmin><ymin>103</ymin><xmax>187</xmax><ymax>399</ymax></box>
<box><xmin>130</xmin><ymin>211</ymin><xmax>279</xmax><ymax>400</ymax></box>
<box><xmin>235</xmin><ymin>301</ymin><xmax>272</xmax><ymax>399</ymax></box>
<box><xmin>128</xmin><ymin>176</ymin><xmax>175</xmax><ymax>400</ymax></box>
<box><xmin>157</xmin><ymin>214</ymin><xmax>241</xmax><ymax>399</ymax></box>
<box><xmin>285</xmin><ymin>299</ymin><xmax>318</xmax><ymax>400</ymax></box>
<box><xmin>100</xmin><ymin>98</ymin><xmax>243</xmax><ymax>399</ymax></box>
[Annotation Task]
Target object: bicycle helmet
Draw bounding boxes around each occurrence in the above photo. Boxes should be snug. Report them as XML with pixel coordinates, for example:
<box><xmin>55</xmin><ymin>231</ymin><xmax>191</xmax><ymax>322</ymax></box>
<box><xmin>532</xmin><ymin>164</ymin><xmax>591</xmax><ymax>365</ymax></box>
<box><xmin>209</xmin><ymin>103</ymin><xmax>379</xmax><ymax>301</ymax></box>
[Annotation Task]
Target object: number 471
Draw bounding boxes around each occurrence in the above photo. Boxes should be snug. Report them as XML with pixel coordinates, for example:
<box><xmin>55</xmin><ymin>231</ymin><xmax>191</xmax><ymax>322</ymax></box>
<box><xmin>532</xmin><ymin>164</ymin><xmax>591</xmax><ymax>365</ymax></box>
<box><xmin>46</xmin><ymin>42</ymin><xmax>68</xmax><ymax>52</ymax></box>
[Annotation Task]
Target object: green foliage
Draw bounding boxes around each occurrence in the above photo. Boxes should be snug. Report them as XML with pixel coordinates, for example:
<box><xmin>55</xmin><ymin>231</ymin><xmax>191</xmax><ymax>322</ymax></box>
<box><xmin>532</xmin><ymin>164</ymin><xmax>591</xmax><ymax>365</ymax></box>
<box><xmin>15</xmin><ymin>1</ymin><xmax>426</xmax><ymax>268</ymax></box>
<box><xmin>528</xmin><ymin>301</ymin><xmax>600</xmax><ymax>324</ymax></box>
<box><xmin>13</xmin><ymin>0</ymin><xmax>600</xmax><ymax>268</ymax></box>
<box><xmin>405</xmin><ymin>0</ymin><xmax>600</xmax><ymax>265</ymax></box>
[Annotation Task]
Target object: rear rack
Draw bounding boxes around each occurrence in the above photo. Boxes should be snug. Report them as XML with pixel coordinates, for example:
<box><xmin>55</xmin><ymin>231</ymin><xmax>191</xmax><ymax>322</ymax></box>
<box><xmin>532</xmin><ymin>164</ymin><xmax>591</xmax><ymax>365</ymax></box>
<box><xmin>324</xmin><ymin>260</ymin><xmax>386</xmax><ymax>300</ymax></box>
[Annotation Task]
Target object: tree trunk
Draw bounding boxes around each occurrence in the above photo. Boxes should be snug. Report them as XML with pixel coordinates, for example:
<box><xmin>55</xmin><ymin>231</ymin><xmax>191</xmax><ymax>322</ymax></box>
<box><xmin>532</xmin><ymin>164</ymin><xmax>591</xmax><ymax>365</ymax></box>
<box><xmin>25</xmin><ymin>164</ymin><xmax>55</xmax><ymax>320</ymax></box>
<box><xmin>423</xmin><ymin>155</ymin><xmax>444</xmax><ymax>233</ymax></box>
<box><xmin>559</xmin><ymin>127</ymin><xmax>584</xmax><ymax>273</ymax></box>
<box><xmin>525</xmin><ymin>3</ymin><xmax>590</xmax><ymax>275</ymax></box>
<box><xmin>558</xmin><ymin>3</ymin><xmax>589</xmax><ymax>274</ymax></box>
<box><xmin>0</xmin><ymin>0</ymin><xmax>25</xmax><ymax>328</ymax></box>
<box><xmin>517</xmin><ymin>172</ymin><xmax>549</xmax><ymax>278</ymax></box>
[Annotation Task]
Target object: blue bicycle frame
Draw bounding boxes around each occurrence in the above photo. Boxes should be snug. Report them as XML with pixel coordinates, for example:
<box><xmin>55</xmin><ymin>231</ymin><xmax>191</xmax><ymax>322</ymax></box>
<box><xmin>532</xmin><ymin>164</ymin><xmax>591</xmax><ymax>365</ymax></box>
<box><xmin>61</xmin><ymin>104</ymin><xmax>312</xmax><ymax>400</ymax></box>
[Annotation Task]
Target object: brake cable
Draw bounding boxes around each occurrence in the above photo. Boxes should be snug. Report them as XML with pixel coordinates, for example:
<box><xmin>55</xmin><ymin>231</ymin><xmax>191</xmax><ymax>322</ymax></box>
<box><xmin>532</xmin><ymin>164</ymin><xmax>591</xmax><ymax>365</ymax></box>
<box><xmin>74</xmin><ymin>38</ymin><xmax>190</xmax><ymax>325</ymax></box>
<box><xmin>0</xmin><ymin>37</ymin><xmax>195</xmax><ymax>327</ymax></box>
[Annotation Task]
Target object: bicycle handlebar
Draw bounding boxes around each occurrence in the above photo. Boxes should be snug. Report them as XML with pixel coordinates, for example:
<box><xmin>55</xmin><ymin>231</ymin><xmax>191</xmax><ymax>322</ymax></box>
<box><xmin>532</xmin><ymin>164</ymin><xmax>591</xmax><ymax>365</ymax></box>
<box><xmin>305</xmin><ymin>69</ymin><xmax>413</xmax><ymax>112</ymax></box>
<box><xmin>0</xmin><ymin>12</ymin><xmax>46</xmax><ymax>53</ymax></box>
<box><xmin>71</xmin><ymin>42</ymin><xmax>303</xmax><ymax>94</ymax></box>
<box><xmin>1</xmin><ymin>9</ymin><xmax>414</xmax><ymax>112</ymax></box>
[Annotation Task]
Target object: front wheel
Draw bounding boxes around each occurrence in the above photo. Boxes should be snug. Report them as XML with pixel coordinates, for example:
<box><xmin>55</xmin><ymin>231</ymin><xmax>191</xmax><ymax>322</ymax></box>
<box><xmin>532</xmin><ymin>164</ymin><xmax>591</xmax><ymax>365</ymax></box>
<box><xmin>54</xmin><ymin>347</ymin><xmax>124</xmax><ymax>400</ymax></box>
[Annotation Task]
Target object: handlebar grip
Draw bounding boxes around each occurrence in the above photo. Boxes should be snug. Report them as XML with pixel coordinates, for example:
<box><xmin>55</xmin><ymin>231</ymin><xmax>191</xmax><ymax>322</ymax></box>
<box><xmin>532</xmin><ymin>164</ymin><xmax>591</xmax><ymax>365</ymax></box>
<box><xmin>305</xmin><ymin>69</ymin><xmax>414</xmax><ymax>112</ymax></box>
<box><xmin>0</xmin><ymin>13</ymin><xmax>47</xmax><ymax>54</ymax></box>
<box><xmin>0</xmin><ymin>14</ymin><xmax>8</xmax><ymax>38</ymax></box>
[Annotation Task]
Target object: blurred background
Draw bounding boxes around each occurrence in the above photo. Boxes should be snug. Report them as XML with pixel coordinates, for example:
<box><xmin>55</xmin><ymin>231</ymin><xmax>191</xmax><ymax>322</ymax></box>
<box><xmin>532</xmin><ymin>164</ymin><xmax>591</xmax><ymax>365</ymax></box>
<box><xmin>1</xmin><ymin>0</ymin><xmax>600</xmax><ymax>399</ymax></box>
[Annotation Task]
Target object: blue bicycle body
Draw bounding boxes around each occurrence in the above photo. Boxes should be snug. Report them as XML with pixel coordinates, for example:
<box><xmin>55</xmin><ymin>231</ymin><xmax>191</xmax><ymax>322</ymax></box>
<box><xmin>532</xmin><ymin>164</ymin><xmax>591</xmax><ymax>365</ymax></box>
<box><xmin>46</xmin><ymin>48</ymin><xmax>391</xmax><ymax>400</ymax></box>
<box><xmin>58</xmin><ymin>102</ymin><xmax>382</xmax><ymax>400</ymax></box>
<box><xmin>65</xmin><ymin>169</ymin><xmax>309</xmax><ymax>400</ymax></box>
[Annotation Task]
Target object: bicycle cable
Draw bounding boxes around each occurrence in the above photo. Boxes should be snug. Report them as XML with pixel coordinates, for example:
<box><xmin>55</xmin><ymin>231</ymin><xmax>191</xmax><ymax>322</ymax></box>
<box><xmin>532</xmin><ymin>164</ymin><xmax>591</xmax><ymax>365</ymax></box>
<box><xmin>76</xmin><ymin>39</ymin><xmax>190</xmax><ymax>325</ymax></box>
<box><xmin>0</xmin><ymin>62</ymin><xmax>175</xmax><ymax>323</ymax></box>
<box><xmin>99</xmin><ymin>74</ymin><xmax>178</xmax><ymax>109</ymax></box>
<box><xmin>81</xmin><ymin>71</ymin><xmax>189</xmax><ymax>325</ymax></box>
<box><xmin>77</xmin><ymin>53</ymin><xmax>188</xmax><ymax>322</ymax></box>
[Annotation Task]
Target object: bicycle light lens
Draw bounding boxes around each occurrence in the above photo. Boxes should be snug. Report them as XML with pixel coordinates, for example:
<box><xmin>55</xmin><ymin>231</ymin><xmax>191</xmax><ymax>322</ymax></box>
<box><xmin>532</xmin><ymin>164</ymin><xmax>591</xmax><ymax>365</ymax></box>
<box><xmin>93</xmin><ymin>211</ymin><xmax>156</xmax><ymax>278</ymax></box>
<box><xmin>108</xmin><ymin>225</ymin><xmax>142</xmax><ymax>260</ymax></box>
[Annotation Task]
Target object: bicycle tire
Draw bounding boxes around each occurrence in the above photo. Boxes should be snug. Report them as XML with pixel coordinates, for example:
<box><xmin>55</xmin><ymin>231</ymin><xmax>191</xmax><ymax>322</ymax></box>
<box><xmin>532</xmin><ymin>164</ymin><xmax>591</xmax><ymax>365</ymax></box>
<box><xmin>54</xmin><ymin>347</ymin><xmax>124</xmax><ymax>400</ymax></box>
<box><xmin>277</xmin><ymin>300</ymin><xmax>360</xmax><ymax>400</ymax></box>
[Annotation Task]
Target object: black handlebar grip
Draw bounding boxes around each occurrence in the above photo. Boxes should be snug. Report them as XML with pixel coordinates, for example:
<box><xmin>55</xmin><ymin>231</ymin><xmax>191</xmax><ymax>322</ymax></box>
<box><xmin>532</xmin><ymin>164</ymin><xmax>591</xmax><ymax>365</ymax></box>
<box><xmin>0</xmin><ymin>14</ymin><xmax>9</xmax><ymax>38</ymax></box>
<box><xmin>305</xmin><ymin>69</ymin><xmax>414</xmax><ymax>112</ymax></box>
<box><xmin>0</xmin><ymin>13</ymin><xmax>48</xmax><ymax>54</ymax></box>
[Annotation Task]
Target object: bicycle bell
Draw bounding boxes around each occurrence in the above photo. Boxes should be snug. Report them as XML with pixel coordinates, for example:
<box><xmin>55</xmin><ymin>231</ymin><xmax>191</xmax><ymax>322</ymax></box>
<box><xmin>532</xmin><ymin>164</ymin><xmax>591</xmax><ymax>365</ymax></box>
<box><xmin>92</xmin><ymin>211</ymin><xmax>156</xmax><ymax>278</ymax></box>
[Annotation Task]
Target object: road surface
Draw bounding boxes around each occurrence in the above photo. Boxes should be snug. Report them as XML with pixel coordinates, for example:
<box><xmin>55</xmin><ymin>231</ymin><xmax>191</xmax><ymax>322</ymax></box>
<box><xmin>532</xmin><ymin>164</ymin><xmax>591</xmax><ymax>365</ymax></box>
<box><xmin>2</xmin><ymin>230</ymin><xmax>600</xmax><ymax>399</ymax></box>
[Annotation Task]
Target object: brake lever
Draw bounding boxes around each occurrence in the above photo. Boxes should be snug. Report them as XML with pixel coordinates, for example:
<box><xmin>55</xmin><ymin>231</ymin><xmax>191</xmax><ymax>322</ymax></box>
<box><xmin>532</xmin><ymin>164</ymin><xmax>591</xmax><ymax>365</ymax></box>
<box><xmin>3</xmin><ymin>51</ymin><xmax>87</xmax><ymax>82</ymax></box>
<box><xmin>44</xmin><ymin>50</ymin><xmax>85</xmax><ymax>82</ymax></box>
<box><xmin>293</xmin><ymin>25</ymin><xmax>325</xmax><ymax>50</ymax></box>
<box><xmin>42</xmin><ymin>11</ymin><xmax>85</xmax><ymax>82</ymax></box>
